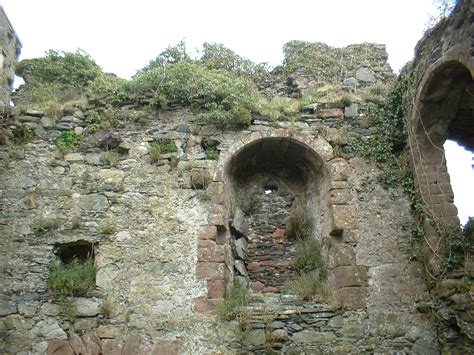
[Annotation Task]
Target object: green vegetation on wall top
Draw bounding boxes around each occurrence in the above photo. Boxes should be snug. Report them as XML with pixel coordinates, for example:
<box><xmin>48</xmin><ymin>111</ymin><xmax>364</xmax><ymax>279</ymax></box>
<box><xmin>15</xmin><ymin>40</ymin><xmax>391</xmax><ymax>130</ymax></box>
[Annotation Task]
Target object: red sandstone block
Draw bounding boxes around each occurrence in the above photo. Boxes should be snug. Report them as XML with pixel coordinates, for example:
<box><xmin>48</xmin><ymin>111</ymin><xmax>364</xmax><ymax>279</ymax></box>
<box><xmin>197</xmin><ymin>240</ymin><xmax>225</xmax><ymax>262</ymax></box>
<box><xmin>251</xmin><ymin>281</ymin><xmax>265</xmax><ymax>291</ymax></box>
<box><xmin>328</xmin><ymin>243</ymin><xmax>356</xmax><ymax>269</ymax></box>
<box><xmin>247</xmin><ymin>261</ymin><xmax>261</xmax><ymax>270</ymax></box>
<box><xmin>329</xmin><ymin>204</ymin><xmax>357</xmax><ymax>234</ymax></box>
<box><xmin>47</xmin><ymin>340</ymin><xmax>74</xmax><ymax>355</ymax></box>
<box><xmin>272</xmin><ymin>228</ymin><xmax>285</xmax><ymax>238</ymax></box>
<box><xmin>207</xmin><ymin>279</ymin><xmax>226</xmax><ymax>299</ymax></box>
<box><xmin>196</xmin><ymin>262</ymin><xmax>225</xmax><ymax>280</ymax></box>
<box><xmin>199</xmin><ymin>225</ymin><xmax>217</xmax><ymax>240</ymax></box>
<box><xmin>333</xmin><ymin>286</ymin><xmax>367</xmax><ymax>310</ymax></box>
<box><xmin>262</xmin><ymin>286</ymin><xmax>279</xmax><ymax>293</ymax></box>
<box><xmin>329</xmin><ymin>265</ymin><xmax>368</xmax><ymax>289</ymax></box>
<box><xmin>194</xmin><ymin>297</ymin><xmax>215</xmax><ymax>313</ymax></box>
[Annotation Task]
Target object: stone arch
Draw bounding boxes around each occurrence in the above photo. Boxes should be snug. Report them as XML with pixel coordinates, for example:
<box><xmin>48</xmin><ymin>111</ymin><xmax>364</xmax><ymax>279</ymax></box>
<box><xmin>195</xmin><ymin>130</ymin><xmax>363</xmax><ymax>310</ymax></box>
<box><xmin>410</xmin><ymin>60</ymin><xmax>473</xmax><ymax>226</ymax></box>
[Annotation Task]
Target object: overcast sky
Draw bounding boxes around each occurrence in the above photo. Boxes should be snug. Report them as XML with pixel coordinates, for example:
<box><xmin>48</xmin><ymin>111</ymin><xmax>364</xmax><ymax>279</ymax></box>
<box><xmin>2</xmin><ymin>0</ymin><xmax>472</xmax><ymax>224</ymax></box>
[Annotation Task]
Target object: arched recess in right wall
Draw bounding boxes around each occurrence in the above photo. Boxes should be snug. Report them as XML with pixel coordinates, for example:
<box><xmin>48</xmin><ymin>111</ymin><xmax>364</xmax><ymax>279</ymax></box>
<box><xmin>409</xmin><ymin>59</ymin><xmax>473</xmax><ymax>273</ymax></box>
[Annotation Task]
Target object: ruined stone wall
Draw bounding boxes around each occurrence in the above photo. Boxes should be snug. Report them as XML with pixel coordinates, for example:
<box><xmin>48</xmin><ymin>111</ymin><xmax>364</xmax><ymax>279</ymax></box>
<box><xmin>0</xmin><ymin>3</ymin><xmax>471</xmax><ymax>352</ymax></box>
<box><xmin>0</xmin><ymin>100</ymin><xmax>437</xmax><ymax>353</ymax></box>
<box><xmin>0</xmin><ymin>7</ymin><xmax>21</xmax><ymax>106</ymax></box>
<box><xmin>404</xmin><ymin>0</ymin><xmax>473</xmax><ymax>349</ymax></box>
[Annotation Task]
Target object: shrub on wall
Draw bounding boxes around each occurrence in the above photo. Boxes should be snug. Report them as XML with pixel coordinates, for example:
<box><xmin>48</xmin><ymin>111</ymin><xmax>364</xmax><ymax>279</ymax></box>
<box><xmin>15</xmin><ymin>49</ymin><xmax>101</xmax><ymax>105</ymax></box>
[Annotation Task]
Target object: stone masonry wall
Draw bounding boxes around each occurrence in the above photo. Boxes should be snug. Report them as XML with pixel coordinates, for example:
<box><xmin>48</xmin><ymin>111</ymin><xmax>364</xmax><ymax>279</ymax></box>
<box><xmin>0</xmin><ymin>6</ymin><xmax>21</xmax><ymax>106</ymax></box>
<box><xmin>1</xmin><ymin>100</ymin><xmax>438</xmax><ymax>353</ymax></box>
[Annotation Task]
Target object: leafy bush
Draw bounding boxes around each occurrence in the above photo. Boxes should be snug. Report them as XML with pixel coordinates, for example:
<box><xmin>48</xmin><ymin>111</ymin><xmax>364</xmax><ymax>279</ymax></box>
<box><xmin>129</xmin><ymin>60</ymin><xmax>259</xmax><ymax>128</ymax></box>
<box><xmin>32</xmin><ymin>218</ymin><xmax>59</xmax><ymax>235</ymax></box>
<box><xmin>284</xmin><ymin>272</ymin><xmax>322</xmax><ymax>299</ymax></box>
<box><xmin>100</xmin><ymin>150</ymin><xmax>121</xmax><ymax>166</ymax></box>
<box><xmin>295</xmin><ymin>238</ymin><xmax>326</xmax><ymax>277</ymax></box>
<box><xmin>149</xmin><ymin>142</ymin><xmax>162</xmax><ymax>163</ymax></box>
<box><xmin>281</xmin><ymin>41</ymin><xmax>387</xmax><ymax>82</ymax></box>
<box><xmin>12</xmin><ymin>124</ymin><xmax>33</xmax><ymax>145</ymax></box>
<box><xmin>200</xmin><ymin>42</ymin><xmax>269</xmax><ymax>82</ymax></box>
<box><xmin>47</xmin><ymin>258</ymin><xmax>95</xmax><ymax>296</ymax></box>
<box><xmin>217</xmin><ymin>281</ymin><xmax>249</xmax><ymax>320</ymax></box>
<box><xmin>56</xmin><ymin>130</ymin><xmax>78</xmax><ymax>152</ymax></box>
<box><xmin>205</xmin><ymin>147</ymin><xmax>219</xmax><ymax>160</ymax></box>
<box><xmin>286</xmin><ymin>209</ymin><xmax>312</xmax><ymax>240</ymax></box>
<box><xmin>157</xmin><ymin>139</ymin><xmax>178</xmax><ymax>154</ymax></box>
<box><xmin>16</xmin><ymin>49</ymin><xmax>101</xmax><ymax>105</ymax></box>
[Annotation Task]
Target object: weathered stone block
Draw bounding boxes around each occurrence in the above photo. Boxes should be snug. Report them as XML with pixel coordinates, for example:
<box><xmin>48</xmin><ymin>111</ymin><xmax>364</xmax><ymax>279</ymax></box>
<box><xmin>329</xmin><ymin>204</ymin><xmax>357</xmax><ymax>234</ymax></box>
<box><xmin>151</xmin><ymin>338</ymin><xmax>183</xmax><ymax>355</ymax></box>
<box><xmin>75</xmin><ymin>298</ymin><xmax>100</xmax><ymax>317</ymax></box>
<box><xmin>328</xmin><ymin>244</ymin><xmax>356</xmax><ymax>269</ymax></box>
<box><xmin>207</xmin><ymin>182</ymin><xmax>225</xmax><ymax>204</ymax></box>
<box><xmin>333</xmin><ymin>287</ymin><xmax>368</xmax><ymax>310</ymax></box>
<box><xmin>69</xmin><ymin>336</ymin><xmax>86</xmax><ymax>355</ymax></box>
<box><xmin>102</xmin><ymin>339</ymin><xmax>124</xmax><ymax>355</ymax></box>
<box><xmin>344</xmin><ymin>103</ymin><xmax>359</xmax><ymax>118</ymax></box>
<box><xmin>74</xmin><ymin>318</ymin><xmax>98</xmax><ymax>331</ymax></box>
<box><xmin>199</xmin><ymin>225</ymin><xmax>217</xmax><ymax>240</ymax></box>
<box><xmin>197</xmin><ymin>240</ymin><xmax>225</xmax><ymax>262</ymax></box>
<box><xmin>231</xmin><ymin>208</ymin><xmax>249</xmax><ymax>237</ymax></box>
<box><xmin>355</xmin><ymin>66</ymin><xmax>376</xmax><ymax>82</ymax></box>
<box><xmin>196</xmin><ymin>262</ymin><xmax>225</xmax><ymax>280</ymax></box>
<box><xmin>328</xmin><ymin>158</ymin><xmax>351</xmax><ymax>181</ymax></box>
<box><xmin>292</xmin><ymin>330</ymin><xmax>336</xmax><ymax>343</ymax></box>
<box><xmin>242</xmin><ymin>329</ymin><xmax>266</xmax><ymax>346</ymax></box>
<box><xmin>79</xmin><ymin>194</ymin><xmax>110</xmax><ymax>211</ymax></box>
<box><xmin>317</xmin><ymin>108</ymin><xmax>344</xmax><ymax>119</ymax></box>
<box><xmin>234</xmin><ymin>237</ymin><xmax>247</xmax><ymax>259</ymax></box>
<box><xmin>329</xmin><ymin>265</ymin><xmax>368</xmax><ymax>289</ymax></box>
<box><xmin>47</xmin><ymin>340</ymin><xmax>74</xmax><ymax>355</ymax></box>
<box><xmin>327</xmin><ymin>188</ymin><xmax>352</xmax><ymax>205</ymax></box>
<box><xmin>207</xmin><ymin>279</ymin><xmax>226</xmax><ymax>299</ymax></box>
<box><xmin>328</xmin><ymin>180</ymin><xmax>350</xmax><ymax>190</ymax></box>
<box><xmin>193</xmin><ymin>297</ymin><xmax>215</xmax><ymax>313</ymax></box>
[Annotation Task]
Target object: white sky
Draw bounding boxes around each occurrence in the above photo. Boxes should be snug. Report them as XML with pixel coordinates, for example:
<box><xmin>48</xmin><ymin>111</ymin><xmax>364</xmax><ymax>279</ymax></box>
<box><xmin>1</xmin><ymin>0</ymin><xmax>472</xmax><ymax>224</ymax></box>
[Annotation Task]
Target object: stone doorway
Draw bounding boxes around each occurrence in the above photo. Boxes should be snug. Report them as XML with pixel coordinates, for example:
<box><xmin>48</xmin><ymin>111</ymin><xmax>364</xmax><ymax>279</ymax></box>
<box><xmin>225</xmin><ymin>137</ymin><xmax>328</xmax><ymax>293</ymax></box>
<box><xmin>412</xmin><ymin>60</ymin><xmax>473</xmax><ymax>226</ymax></box>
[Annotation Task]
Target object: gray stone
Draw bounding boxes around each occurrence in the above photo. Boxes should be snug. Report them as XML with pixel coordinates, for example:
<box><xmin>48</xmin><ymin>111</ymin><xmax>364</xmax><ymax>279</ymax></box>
<box><xmin>40</xmin><ymin>116</ymin><xmax>56</xmax><ymax>128</ymax></box>
<box><xmin>75</xmin><ymin>298</ymin><xmax>100</xmax><ymax>317</ymax></box>
<box><xmin>270</xmin><ymin>321</ymin><xmax>286</xmax><ymax>329</ymax></box>
<box><xmin>235</xmin><ymin>260</ymin><xmax>248</xmax><ymax>277</ymax></box>
<box><xmin>242</xmin><ymin>329</ymin><xmax>266</xmax><ymax>346</ymax></box>
<box><xmin>74</xmin><ymin>126</ymin><xmax>84</xmax><ymax>135</ymax></box>
<box><xmin>355</xmin><ymin>66</ymin><xmax>376</xmax><ymax>83</ymax></box>
<box><xmin>302</xmin><ymin>103</ymin><xmax>318</xmax><ymax>113</ymax></box>
<box><xmin>231</xmin><ymin>208</ymin><xmax>249</xmax><ymax>237</ymax></box>
<box><xmin>74</xmin><ymin>318</ymin><xmax>98</xmax><ymax>331</ymax></box>
<box><xmin>344</xmin><ymin>103</ymin><xmax>359</xmax><ymax>118</ymax></box>
<box><xmin>0</xmin><ymin>300</ymin><xmax>17</xmax><ymax>316</ymax></box>
<box><xmin>234</xmin><ymin>237</ymin><xmax>247</xmax><ymax>259</ymax></box>
<box><xmin>61</xmin><ymin>115</ymin><xmax>84</xmax><ymax>124</ymax></box>
<box><xmin>64</xmin><ymin>153</ymin><xmax>84</xmax><ymax>162</ymax></box>
<box><xmin>79</xmin><ymin>194</ymin><xmax>110</xmax><ymax>211</ymax></box>
<box><xmin>272</xmin><ymin>328</ymin><xmax>289</xmax><ymax>341</ymax></box>
<box><xmin>292</xmin><ymin>330</ymin><xmax>336</xmax><ymax>344</ymax></box>
<box><xmin>42</xmin><ymin>302</ymin><xmax>62</xmax><ymax>316</ymax></box>
<box><xmin>17</xmin><ymin>301</ymin><xmax>39</xmax><ymax>317</ymax></box>
<box><xmin>83</xmin><ymin>129</ymin><xmax>122</xmax><ymax>150</ymax></box>
<box><xmin>343</xmin><ymin>77</ymin><xmax>358</xmax><ymax>89</ymax></box>
<box><xmin>33</xmin><ymin>319</ymin><xmax>67</xmax><ymax>340</ymax></box>
<box><xmin>412</xmin><ymin>338</ymin><xmax>439</xmax><ymax>355</ymax></box>
<box><xmin>56</xmin><ymin>122</ymin><xmax>74</xmax><ymax>130</ymax></box>
<box><xmin>25</xmin><ymin>109</ymin><xmax>44</xmax><ymax>117</ymax></box>
<box><xmin>176</xmin><ymin>122</ymin><xmax>190</xmax><ymax>133</ymax></box>
<box><xmin>9</xmin><ymin>148</ymin><xmax>25</xmax><ymax>160</ymax></box>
